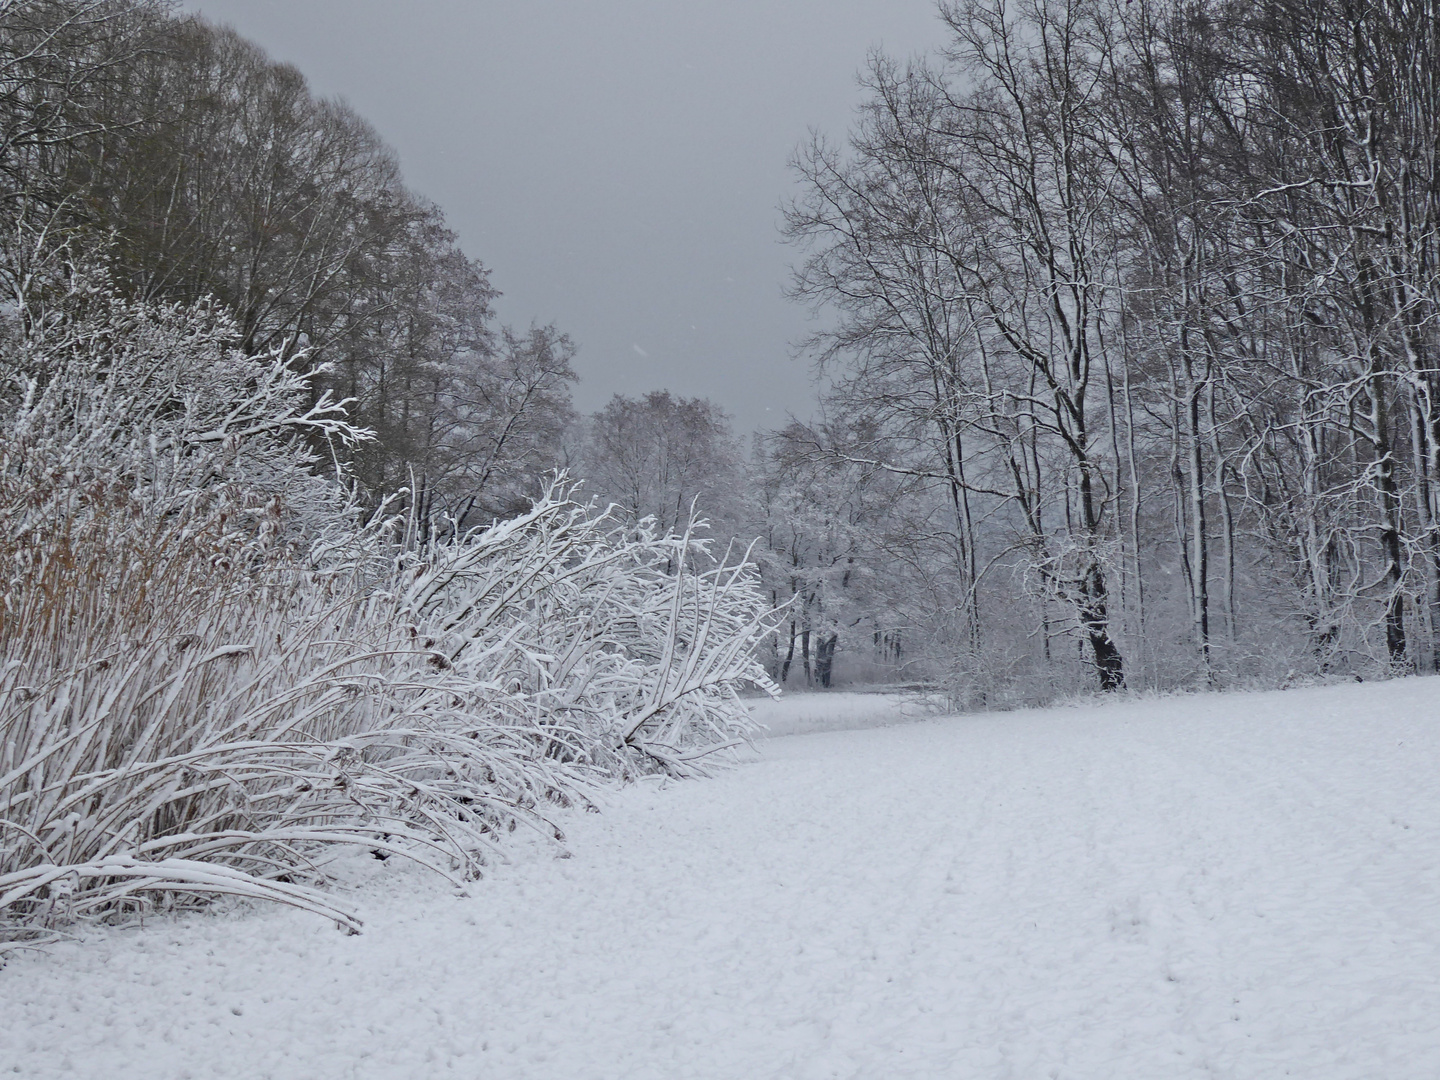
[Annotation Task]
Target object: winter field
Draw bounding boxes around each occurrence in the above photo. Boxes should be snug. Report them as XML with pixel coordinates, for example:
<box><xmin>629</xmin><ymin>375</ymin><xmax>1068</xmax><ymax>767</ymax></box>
<box><xmin>6</xmin><ymin>677</ymin><xmax>1440</xmax><ymax>1079</ymax></box>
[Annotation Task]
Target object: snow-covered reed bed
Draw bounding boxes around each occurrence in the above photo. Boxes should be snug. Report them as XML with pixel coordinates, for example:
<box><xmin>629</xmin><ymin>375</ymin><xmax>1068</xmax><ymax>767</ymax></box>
<box><xmin>0</xmin><ymin>289</ymin><xmax>778</xmax><ymax>950</ymax></box>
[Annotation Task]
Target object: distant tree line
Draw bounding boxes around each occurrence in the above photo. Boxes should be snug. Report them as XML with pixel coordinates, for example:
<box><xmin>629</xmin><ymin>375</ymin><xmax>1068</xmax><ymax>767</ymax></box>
<box><xmin>1</xmin><ymin>0</ymin><xmax>575</xmax><ymax>523</ymax></box>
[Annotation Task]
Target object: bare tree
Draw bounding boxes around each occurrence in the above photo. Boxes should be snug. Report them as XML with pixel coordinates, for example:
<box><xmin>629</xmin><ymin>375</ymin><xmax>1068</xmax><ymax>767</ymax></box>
<box><xmin>580</xmin><ymin>390</ymin><xmax>745</xmax><ymax>540</ymax></box>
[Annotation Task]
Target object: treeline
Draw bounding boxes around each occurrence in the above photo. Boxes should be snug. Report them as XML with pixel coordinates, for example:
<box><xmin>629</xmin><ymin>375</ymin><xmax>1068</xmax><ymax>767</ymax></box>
<box><xmin>1</xmin><ymin>0</ymin><xmax>574</xmax><ymax>521</ymax></box>
<box><xmin>762</xmin><ymin>0</ymin><xmax>1440</xmax><ymax>701</ymax></box>
<box><xmin>15</xmin><ymin>0</ymin><xmax>1438</xmax><ymax>717</ymax></box>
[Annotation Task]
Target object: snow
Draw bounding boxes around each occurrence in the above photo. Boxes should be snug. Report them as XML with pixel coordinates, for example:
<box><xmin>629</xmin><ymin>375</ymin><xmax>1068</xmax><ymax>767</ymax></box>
<box><xmin>747</xmin><ymin>688</ymin><xmax>943</xmax><ymax>737</ymax></box>
<box><xmin>7</xmin><ymin>678</ymin><xmax>1440</xmax><ymax>1078</ymax></box>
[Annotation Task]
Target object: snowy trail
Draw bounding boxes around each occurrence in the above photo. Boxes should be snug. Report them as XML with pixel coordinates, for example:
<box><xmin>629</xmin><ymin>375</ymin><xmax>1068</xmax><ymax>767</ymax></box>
<box><xmin>7</xmin><ymin>679</ymin><xmax>1440</xmax><ymax>1078</ymax></box>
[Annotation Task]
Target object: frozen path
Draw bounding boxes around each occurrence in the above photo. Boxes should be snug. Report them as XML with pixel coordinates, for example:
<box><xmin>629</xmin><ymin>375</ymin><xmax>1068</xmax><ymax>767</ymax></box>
<box><xmin>7</xmin><ymin>679</ymin><xmax>1440</xmax><ymax>1078</ymax></box>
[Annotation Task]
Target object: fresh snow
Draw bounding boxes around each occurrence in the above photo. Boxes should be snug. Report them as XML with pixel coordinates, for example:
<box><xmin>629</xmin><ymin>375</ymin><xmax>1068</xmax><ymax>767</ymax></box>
<box><xmin>746</xmin><ymin>689</ymin><xmax>944</xmax><ymax>737</ymax></box>
<box><xmin>6</xmin><ymin>678</ymin><xmax>1440</xmax><ymax>1078</ymax></box>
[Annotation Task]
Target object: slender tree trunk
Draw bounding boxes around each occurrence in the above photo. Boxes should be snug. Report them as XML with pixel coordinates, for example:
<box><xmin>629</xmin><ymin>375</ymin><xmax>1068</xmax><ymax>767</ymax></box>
<box><xmin>1368</xmin><ymin>375</ymin><xmax>1408</xmax><ymax>666</ymax></box>
<box><xmin>1077</xmin><ymin>454</ymin><xmax>1125</xmax><ymax>691</ymax></box>
<box><xmin>1407</xmin><ymin>383</ymin><xmax>1439</xmax><ymax>671</ymax></box>
<box><xmin>1182</xmin><ymin>337</ymin><xmax>1211</xmax><ymax>674</ymax></box>
<box><xmin>1122</xmin><ymin>344</ymin><xmax>1146</xmax><ymax>681</ymax></box>
<box><xmin>816</xmin><ymin>632</ymin><xmax>837</xmax><ymax>688</ymax></box>
<box><xmin>1208</xmin><ymin>381</ymin><xmax>1237</xmax><ymax>643</ymax></box>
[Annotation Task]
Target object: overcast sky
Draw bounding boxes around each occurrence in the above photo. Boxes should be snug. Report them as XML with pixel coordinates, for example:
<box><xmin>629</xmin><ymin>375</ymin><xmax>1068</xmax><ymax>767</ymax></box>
<box><xmin>181</xmin><ymin>0</ymin><xmax>943</xmax><ymax>433</ymax></box>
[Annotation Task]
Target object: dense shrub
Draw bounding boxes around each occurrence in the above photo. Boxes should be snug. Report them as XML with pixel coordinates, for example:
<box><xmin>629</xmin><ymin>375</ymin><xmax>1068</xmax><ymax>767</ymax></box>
<box><xmin>0</xmin><ymin>285</ymin><xmax>779</xmax><ymax>949</ymax></box>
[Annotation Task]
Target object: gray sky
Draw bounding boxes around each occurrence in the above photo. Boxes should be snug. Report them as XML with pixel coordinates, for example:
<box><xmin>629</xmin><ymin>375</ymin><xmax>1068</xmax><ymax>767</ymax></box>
<box><xmin>182</xmin><ymin>0</ymin><xmax>943</xmax><ymax>433</ymax></box>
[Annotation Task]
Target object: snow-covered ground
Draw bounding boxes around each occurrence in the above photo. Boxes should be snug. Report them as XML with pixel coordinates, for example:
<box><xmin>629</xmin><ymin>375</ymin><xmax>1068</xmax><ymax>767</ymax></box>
<box><xmin>748</xmin><ymin>688</ymin><xmax>944</xmax><ymax>737</ymax></box>
<box><xmin>7</xmin><ymin>678</ymin><xmax>1440</xmax><ymax>1078</ymax></box>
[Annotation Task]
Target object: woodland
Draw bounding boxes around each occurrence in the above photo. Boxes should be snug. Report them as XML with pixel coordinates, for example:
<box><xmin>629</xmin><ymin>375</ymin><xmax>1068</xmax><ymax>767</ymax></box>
<box><xmin>4</xmin><ymin>0</ymin><xmax>1440</xmax><ymax>938</ymax></box>
<box><xmin>780</xmin><ymin>0</ymin><xmax>1440</xmax><ymax>703</ymax></box>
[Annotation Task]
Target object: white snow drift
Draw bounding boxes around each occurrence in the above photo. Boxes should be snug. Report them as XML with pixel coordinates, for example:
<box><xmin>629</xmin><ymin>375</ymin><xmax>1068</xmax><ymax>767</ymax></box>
<box><xmin>5</xmin><ymin>677</ymin><xmax>1440</xmax><ymax>1078</ymax></box>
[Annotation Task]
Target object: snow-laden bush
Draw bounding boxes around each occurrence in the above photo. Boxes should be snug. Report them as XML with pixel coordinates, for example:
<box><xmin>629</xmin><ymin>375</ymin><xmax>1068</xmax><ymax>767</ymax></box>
<box><xmin>0</xmin><ymin>287</ymin><xmax>779</xmax><ymax>949</ymax></box>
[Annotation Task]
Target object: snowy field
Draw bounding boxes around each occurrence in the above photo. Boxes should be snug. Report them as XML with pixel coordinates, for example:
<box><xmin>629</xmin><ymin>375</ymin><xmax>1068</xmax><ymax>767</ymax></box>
<box><xmin>6</xmin><ymin>678</ymin><xmax>1440</xmax><ymax>1078</ymax></box>
<box><xmin>747</xmin><ymin>688</ymin><xmax>945</xmax><ymax>737</ymax></box>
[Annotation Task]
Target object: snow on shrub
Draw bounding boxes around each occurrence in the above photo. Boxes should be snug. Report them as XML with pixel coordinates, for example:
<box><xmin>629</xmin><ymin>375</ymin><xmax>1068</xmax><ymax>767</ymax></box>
<box><xmin>0</xmin><ymin>284</ymin><xmax>779</xmax><ymax>950</ymax></box>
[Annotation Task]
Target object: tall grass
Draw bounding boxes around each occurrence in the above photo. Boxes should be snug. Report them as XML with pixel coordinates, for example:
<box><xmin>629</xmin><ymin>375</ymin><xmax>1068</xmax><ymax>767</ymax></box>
<box><xmin>0</xmin><ymin>288</ymin><xmax>779</xmax><ymax>950</ymax></box>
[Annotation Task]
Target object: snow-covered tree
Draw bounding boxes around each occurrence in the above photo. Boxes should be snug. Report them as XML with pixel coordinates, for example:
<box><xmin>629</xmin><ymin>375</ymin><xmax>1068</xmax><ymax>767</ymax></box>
<box><xmin>580</xmin><ymin>390</ymin><xmax>747</xmax><ymax>540</ymax></box>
